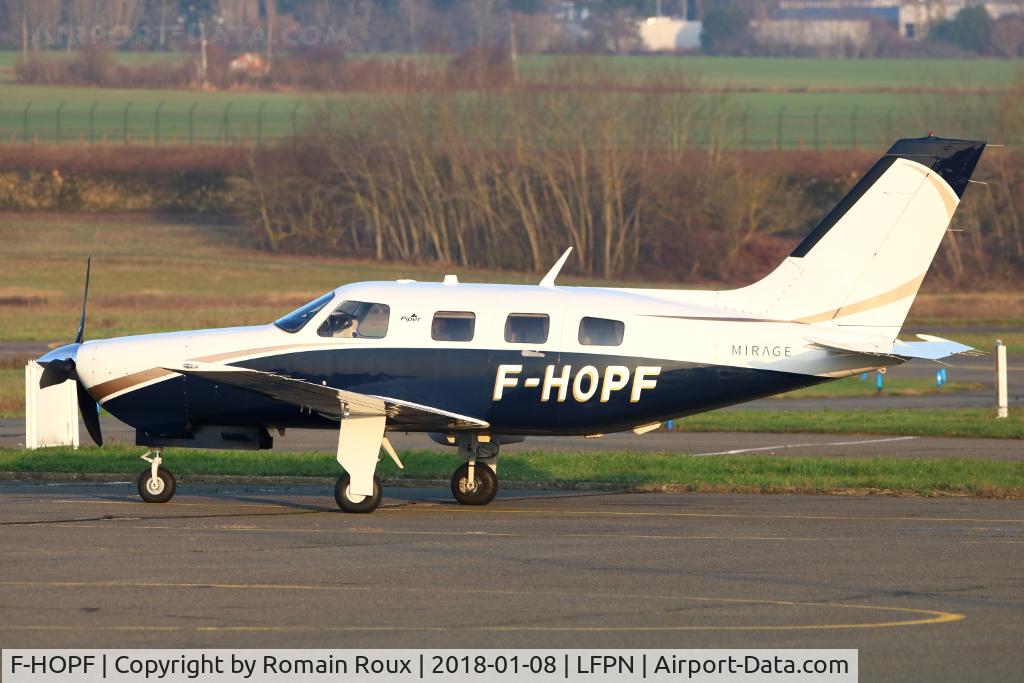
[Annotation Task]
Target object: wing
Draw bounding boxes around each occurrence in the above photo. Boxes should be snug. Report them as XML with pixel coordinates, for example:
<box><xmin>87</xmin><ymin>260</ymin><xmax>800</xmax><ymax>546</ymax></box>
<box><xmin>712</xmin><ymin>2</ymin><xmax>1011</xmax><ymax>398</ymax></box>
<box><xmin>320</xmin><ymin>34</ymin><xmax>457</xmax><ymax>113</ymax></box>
<box><xmin>163</xmin><ymin>362</ymin><xmax>489</xmax><ymax>431</ymax></box>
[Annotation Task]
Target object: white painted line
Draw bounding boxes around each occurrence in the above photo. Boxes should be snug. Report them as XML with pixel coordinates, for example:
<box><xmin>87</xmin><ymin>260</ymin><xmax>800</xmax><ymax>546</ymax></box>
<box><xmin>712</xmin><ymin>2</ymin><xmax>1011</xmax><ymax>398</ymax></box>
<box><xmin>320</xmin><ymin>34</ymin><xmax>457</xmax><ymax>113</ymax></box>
<box><xmin>690</xmin><ymin>436</ymin><xmax>918</xmax><ymax>457</ymax></box>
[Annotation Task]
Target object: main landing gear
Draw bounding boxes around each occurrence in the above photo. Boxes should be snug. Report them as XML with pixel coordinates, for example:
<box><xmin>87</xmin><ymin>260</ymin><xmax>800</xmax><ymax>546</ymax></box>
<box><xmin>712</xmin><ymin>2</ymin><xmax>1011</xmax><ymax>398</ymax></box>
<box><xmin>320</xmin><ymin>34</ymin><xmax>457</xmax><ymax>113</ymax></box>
<box><xmin>137</xmin><ymin>449</ymin><xmax>175</xmax><ymax>503</ymax></box>
<box><xmin>332</xmin><ymin>413</ymin><xmax>403</xmax><ymax>514</ymax></box>
<box><xmin>450</xmin><ymin>436</ymin><xmax>499</xmax><ymax>506</ymax></box>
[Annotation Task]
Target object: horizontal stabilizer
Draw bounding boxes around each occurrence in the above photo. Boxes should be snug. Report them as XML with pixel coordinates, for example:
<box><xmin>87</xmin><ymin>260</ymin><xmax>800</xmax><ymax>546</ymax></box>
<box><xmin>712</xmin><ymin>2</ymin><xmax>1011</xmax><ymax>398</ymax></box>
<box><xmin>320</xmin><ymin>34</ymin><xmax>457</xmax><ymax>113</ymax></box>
<box><xmin>806</xmin><ymin>334</ymin><xmax>976</xmax><ymax>362</ymax></box>
<box><xmin>891</xmin><ymin>335</ymin><xmax>978</xmax><ymax>361</ymax></box>
<box><xmin>164</xmin><ymin>362</ymin><xmax>489</xmax><ymax>431</ymax></box>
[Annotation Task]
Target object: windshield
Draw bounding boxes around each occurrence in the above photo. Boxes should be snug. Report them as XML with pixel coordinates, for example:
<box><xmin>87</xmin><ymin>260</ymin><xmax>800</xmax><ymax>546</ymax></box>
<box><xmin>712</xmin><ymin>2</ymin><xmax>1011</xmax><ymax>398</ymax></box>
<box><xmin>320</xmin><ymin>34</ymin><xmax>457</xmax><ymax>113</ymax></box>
<box><xmin>273</xmin><ymin>292</ymin><xmax>335</xmax><ymax>333</ymax></box>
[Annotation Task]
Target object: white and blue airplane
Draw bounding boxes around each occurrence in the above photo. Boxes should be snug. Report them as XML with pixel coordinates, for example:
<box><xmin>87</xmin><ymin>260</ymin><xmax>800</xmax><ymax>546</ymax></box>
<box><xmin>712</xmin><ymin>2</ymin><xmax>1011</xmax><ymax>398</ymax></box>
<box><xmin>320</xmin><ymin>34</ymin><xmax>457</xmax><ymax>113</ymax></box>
<box><xmin>38</xmin><ymin>136</ymin><xmax>985</xmax><ymax>513</ymax></box>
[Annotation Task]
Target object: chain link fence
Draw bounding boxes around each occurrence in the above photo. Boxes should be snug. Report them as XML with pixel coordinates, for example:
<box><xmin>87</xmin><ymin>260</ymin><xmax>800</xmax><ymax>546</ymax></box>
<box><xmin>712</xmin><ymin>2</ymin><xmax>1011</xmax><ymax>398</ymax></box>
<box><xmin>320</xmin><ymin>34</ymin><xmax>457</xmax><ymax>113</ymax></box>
<box><xmin>0</xmin><ymin>99</ymin><xmax>1001</xmax><ymax>150</ymax></box>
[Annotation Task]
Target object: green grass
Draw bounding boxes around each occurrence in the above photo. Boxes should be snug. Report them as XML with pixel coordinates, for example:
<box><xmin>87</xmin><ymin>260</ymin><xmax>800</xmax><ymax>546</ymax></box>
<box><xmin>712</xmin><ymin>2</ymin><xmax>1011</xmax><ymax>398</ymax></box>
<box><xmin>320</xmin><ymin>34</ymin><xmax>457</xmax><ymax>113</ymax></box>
<box><xmin>0</xmin><ymin>86</ymin><xmax>986</xmax><ymax>149</ymax></box>
<box><xmin>3</xmin><ymin>52</ymin><xmax>1016</xmax><ymax>87</ymax></box>
<box><xmin>0</xmin><ymin>83</ymin><xmax>309</xmax><ymax>144</ymax></box>
<box><xmin>529</xmin><ymin>56</ymin><xmax>1021</xmax><ymax>90</ymax></box>
<box><xmin>1</xmin><ymin>445</ymin><xmax>1021</xmax><ymax>498</ymax></box>
<box><xmin>0</xmin><ymin>52</ymin><xmax>1015</xmax><ymax>147</ymax></box>
<box><xmin>679</xmin><ymin>408</ymin><xmax>1023</xmax><ymax>439</ymax></box>
<box><xmin>0</xmin><ymin>369</ymin><xmax>22</xmax><ymax>417</ymax></box>
<box><xmin>0</xmin><ymin>78</ymin><xmax>1007</xmax><ymax>149</ymax></box>
<box><xmin>778</xmin><ymin>376</ymin><xmax>982</xmax><ymax>399</ymax></box>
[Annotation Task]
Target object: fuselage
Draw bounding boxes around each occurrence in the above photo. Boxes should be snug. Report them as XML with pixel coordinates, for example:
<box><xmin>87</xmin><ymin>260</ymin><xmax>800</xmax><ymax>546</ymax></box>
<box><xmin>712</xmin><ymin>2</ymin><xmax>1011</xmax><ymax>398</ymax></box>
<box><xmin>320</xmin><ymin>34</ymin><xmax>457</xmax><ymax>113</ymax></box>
<box><xmin>59</xmin><ymin>280</ymin><xmax>898</xmax><ymax>441</ymax></box>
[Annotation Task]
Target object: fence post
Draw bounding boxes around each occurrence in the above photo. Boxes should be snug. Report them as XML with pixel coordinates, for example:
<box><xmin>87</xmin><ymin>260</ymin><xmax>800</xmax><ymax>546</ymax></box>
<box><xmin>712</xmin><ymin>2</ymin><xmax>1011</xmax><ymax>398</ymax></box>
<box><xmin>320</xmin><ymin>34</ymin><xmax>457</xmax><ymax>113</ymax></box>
<box><xmin>885</xmin><ymin>105</ymin><xmax>894</xmax><ymax>143</ymax></box>
<box><xmin>55</xmin><ymin>100</ymin><xmax>65</xmax><ymax>144</ymax></box>
<box><xmin>122</xmin><ymin>101</ymin><xmax>133</xmax><ymax>143</ymax></box>
<box><xmin>291</xmin><ymin>102</ymin><xmax>301</xmax><ymax>139</ymax></box>
<box><xmin>256</xmin><ymin>102</ymin><xmax>267</xmax><ymax>145</ymax></box>
<box><xmin>222</xmin><ymin>102</ymin><xmax>232</xmax><ymax>144</ymax></box>
<box><xmin>813</xmin><ymin>106</ymin><xmax>821</xmax><ymax>152</ymax></box>
<box><xmin>741</xmin><ymin>105</ymin><xmax>750</xmax><ymax>149</ymax></box>
<box><xmin>850</xmin><ymin>105</ymin><xmax>859</xmax><ymax>151</ymax></box>
<box><xmin>154</xmin><ymin>101</ymin><xmax>164</xmax><ymax>145</ymax></box>
<box><xmin>88</xmin><ymin>101</ymin><xmax>97</xmax><ymax>144</ymax></box>
<box><xmin>188</xmin><ymin>101</ymin><xmax>198</xmax><ymax>145</ymax></box>
<box><xmin>776</xmin><ymin>105</ymin><xmax>786</xmax><ymax>150</ymax></box>
<box><xmin>996</xmin><ymin>340</ymin><xmax>1008</xmax><ymax>418</ymax></box>
<box><xmin>22</xmin><ymin>101</ymin><xmax>31</xmax><ymax>144</ymax></box>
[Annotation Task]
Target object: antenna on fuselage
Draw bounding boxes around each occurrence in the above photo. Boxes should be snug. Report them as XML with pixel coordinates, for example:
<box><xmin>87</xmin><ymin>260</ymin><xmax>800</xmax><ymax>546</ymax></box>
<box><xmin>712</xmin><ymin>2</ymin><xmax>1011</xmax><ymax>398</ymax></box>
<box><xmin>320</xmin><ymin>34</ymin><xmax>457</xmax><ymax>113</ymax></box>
<box><xmin>539</xmin><ymin>247</ymin><xmax>573</xmax><ymax>288</ymax></box>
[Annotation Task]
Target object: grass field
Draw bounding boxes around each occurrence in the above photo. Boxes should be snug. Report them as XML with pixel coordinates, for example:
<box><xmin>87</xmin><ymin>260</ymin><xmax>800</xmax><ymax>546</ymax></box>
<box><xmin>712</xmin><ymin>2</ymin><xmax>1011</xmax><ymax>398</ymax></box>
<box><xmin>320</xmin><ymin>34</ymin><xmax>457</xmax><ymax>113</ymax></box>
<box><xmin>2</xmin><ymin>445</ymin><xmax>1021</xmax><ymax>498</ymax></box>
<box><xmin>776</xmin><ymin>376</ymin><xmax>982</xmax><ymax>398</ymax></box>
<box><xmin>0</xmin><ymin>369</ymin><xmax>21</xmax><ymax>417</ymax></box>
<box><xmin>0</xmin><ymin>55</ymin><xmax>1015</xmax><ymax>147</ymax></box>
<box><xmin>0</xmin><ymin>85</ymin><xmax>989</xmax><ymax>149</ymax></box>
<box><xmin>679</xmin><ymin>408</ymin><xmax>1022</xmax><ymax>439</ymax></box>
<box><xmin>2</xmin><ymin>52</ymin><xmax>1018</xmax><ymax>88</ymax></box>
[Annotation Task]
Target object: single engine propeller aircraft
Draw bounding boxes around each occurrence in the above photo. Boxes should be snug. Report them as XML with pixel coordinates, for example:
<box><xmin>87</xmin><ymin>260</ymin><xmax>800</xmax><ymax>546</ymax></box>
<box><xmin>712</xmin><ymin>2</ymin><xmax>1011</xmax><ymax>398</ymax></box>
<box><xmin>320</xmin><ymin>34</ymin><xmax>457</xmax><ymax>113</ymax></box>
<box><xmin>37</xmin><ymin>136</ymin><xmax>986</xmax><ymax>513</ymax></box>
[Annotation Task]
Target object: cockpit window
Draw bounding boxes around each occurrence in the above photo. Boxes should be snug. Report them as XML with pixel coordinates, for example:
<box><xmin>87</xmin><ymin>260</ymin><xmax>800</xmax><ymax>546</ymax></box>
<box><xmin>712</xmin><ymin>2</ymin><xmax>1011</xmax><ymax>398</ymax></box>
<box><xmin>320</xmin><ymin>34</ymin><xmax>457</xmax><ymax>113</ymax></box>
<box><xmin>318</xmin><ymin>300</ymin><xmax>390</xmax><ymax>339</ymax></box>
<box><xmin>579</xmin><ymin>316</ymin><xmax>624</xmax><ymax>346</ymax></box>
<box><xmin>273</xmin><ymin>292</ymin><xmax>335</xmax><ymax>333</ymax></box>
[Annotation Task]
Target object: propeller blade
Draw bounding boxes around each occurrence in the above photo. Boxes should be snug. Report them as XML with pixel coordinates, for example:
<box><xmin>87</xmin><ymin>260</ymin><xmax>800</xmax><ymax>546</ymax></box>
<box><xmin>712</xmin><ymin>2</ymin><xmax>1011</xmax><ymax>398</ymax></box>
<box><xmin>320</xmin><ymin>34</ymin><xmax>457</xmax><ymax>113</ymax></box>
<box><xmin>39</xmin><ymin>358</ymin><xmax>77</xmax><ymax>389</ymax></box>
<box><xmin>75</xmin><ymin>255</ymin><xmax>91</xmax><ymax>345</ymax></box>
<box><xmin>76</xmin><ymin>381</ymin><xmax>103</xmax><ymax>446</ymax></box>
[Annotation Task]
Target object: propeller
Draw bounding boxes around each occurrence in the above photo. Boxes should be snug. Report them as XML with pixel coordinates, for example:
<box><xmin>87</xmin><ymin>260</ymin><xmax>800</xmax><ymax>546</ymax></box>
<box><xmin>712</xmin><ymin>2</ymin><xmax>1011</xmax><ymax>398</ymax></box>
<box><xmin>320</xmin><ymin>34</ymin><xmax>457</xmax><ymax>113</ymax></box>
<box><xmin>37</xmin><ymin>256</ymin><xmax>103</xmax><ymax>446</ymax></box>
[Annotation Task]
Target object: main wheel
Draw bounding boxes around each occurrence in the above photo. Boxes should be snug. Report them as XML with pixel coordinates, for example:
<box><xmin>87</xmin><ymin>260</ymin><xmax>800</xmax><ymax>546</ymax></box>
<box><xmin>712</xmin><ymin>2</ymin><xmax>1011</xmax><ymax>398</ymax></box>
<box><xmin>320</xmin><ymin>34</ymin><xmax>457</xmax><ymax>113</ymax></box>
<box><xmin>450</xmin><ymin>462</ymin><xmax>498</xmax><ymax>505</ymax></box>
<box><xmin>137</xmin><ymin>467</ymin><xmax>176</xmax><ymax>503</ymax></box>
<box><xmin>334</xmin><ymin>473</ymin><xmax>383</xmax><ymax>513</ymax></box>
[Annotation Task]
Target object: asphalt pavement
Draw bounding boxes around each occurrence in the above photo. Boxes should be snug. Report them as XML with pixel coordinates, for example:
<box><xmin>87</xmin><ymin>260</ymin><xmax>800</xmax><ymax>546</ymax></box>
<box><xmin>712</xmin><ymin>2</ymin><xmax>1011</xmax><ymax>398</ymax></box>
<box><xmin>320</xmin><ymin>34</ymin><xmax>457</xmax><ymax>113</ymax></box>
<box><xmin>0</xmin><ymin>481</ymin><xmax>1021</xmax><ymax>681</ymax></box>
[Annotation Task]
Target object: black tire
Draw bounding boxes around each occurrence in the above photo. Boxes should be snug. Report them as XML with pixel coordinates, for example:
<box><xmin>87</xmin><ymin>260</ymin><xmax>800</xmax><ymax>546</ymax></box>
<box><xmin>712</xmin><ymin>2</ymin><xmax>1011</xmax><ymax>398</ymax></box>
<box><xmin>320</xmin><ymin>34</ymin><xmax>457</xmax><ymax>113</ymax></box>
<box><xmin>137</xmin><ymin>466</ymin><xmax>176</xmax><ymax>503</ymax></box>
<box><xmin>334</xmin><ymin>473</ymin><xmax>383</xmax><ymax>513</ymax></box>
<box><xmin>450</xmin><ymin>462</ymin><xmax>498</xmax><ymax>505</ymax></box>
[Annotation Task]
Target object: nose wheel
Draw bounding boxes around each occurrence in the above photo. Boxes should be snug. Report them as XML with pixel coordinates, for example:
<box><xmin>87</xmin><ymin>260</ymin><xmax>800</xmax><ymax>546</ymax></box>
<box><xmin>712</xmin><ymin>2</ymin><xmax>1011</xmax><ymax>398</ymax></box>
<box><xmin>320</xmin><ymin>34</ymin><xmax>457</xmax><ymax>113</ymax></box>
<box><xmin>137</xmin><ymin>450</ymin><xmax>175</xmax><ymax>503</ymax></box>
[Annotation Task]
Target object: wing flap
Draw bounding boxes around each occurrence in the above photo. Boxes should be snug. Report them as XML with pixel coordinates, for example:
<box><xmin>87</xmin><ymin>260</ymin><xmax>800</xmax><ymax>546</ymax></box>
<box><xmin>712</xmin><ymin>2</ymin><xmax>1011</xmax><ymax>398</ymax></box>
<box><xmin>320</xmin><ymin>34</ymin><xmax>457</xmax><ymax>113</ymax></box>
<box><xmin>164</xmin><ymin>363</ymin><xmax>488</xmax><ymax>431</ymax></box>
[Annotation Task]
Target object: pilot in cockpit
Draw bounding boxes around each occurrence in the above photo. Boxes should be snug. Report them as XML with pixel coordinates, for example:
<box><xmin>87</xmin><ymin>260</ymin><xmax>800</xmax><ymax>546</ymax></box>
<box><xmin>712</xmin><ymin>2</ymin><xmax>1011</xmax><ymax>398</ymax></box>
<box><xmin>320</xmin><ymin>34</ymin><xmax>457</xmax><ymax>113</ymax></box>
<box><xmin>324</xmin><ymin>311</ymin><xmax>360</xmax><ymax>338</ymax></box>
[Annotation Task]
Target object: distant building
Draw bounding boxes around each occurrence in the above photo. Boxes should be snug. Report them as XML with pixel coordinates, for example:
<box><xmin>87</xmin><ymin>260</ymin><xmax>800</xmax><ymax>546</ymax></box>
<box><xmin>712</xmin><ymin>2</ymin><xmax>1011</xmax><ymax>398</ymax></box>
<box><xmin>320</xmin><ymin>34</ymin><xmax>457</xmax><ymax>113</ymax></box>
<box><xmin>777</xmin><ymin>1</ymin><xmax>1024</xmax><ymax>40</ymax></box>
<box><xmin>754</xmin><ymin>18</ymin><xmax>872</xmax><ymax>48</ymax></box>
<box><xmin>637</xmin><ymin>17</ymin><xmax>703</xmax><ymax>51</ymax></box>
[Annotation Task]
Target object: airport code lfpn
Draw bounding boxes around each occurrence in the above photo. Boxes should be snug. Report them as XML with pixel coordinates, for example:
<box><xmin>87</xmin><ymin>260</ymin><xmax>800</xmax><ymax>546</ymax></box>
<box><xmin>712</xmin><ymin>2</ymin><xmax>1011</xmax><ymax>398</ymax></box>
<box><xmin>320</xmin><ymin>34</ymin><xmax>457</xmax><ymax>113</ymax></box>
<box><xmin>3</xmin><ymin>649</ymin><xmax>858</xmax><ymax>682</ymax></box>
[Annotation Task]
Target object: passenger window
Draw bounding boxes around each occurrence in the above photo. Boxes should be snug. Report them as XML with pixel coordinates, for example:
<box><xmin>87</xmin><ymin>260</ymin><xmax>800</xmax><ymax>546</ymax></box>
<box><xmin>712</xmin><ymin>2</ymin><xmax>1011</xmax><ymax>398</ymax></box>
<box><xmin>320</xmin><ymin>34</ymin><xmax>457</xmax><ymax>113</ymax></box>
<box><xmin>317</xmin><ymin>300</ymin><xmax>390</xmax><ymax>339</ymax></box>
<box><xmin>432</xmin><ymin>311</ymin><xmax>475</xmax><ymax>342</ymax></box>
<box><xmin>505</xmin><ymin>313</ymin><xmax>549</xmax><ymax>344</ymax></box>
<box><xmin>578</xmin><ymin>316</ymin><xmax>624</xmax><ymax>346</ymax></box>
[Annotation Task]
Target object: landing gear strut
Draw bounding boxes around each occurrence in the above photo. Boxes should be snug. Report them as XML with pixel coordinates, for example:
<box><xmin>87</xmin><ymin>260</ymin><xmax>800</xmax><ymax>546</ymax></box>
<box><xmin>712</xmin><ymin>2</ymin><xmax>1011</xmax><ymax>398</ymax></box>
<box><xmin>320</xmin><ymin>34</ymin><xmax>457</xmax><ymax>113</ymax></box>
<box><xmin>332</xmin><ymin>412</ymin><xmax>399</xmax><ymax>514</ymax></box>
<box><xmin>137</xmin><ymin>449</ymin><xmax>175</xmax><ymax>503</ymax></box>
<box><xmin>451</xmin><ymin>436</ymin><xmax>499</xmax><ymax>506</ymax></box>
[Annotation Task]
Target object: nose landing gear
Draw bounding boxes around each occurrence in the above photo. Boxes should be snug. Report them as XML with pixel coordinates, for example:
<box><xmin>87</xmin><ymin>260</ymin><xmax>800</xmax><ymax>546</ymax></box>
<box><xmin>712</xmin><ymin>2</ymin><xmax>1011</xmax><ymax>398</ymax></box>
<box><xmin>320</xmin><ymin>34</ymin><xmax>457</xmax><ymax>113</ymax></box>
<box><xmin>137</xmin><ymin>449</ymin><xmax>175</xmax><ymax>503</ymax></box>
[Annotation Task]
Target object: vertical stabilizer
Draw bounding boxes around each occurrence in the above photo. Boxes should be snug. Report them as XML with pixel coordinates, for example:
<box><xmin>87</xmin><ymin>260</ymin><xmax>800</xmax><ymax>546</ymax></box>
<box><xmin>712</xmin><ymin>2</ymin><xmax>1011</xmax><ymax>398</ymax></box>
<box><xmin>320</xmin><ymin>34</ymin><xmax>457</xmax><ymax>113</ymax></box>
<box><xmin>720</xmin><ymin>136</ymin><xmax>985</xmax><ymax>338</ymax></box>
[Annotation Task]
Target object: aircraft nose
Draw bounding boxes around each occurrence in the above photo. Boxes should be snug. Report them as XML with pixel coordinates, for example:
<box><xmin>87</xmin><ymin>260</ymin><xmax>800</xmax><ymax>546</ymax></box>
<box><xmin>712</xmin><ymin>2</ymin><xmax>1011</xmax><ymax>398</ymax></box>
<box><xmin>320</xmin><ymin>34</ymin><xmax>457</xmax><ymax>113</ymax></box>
<box><xmin>38</xmin><ymin>342</ymin><xmax>80</xmax><ymax>365</ymax></box>
<box><xmin>37</xmin><ymin>343</ymin><xmax>81</xmax><ymax>388</ymax></box>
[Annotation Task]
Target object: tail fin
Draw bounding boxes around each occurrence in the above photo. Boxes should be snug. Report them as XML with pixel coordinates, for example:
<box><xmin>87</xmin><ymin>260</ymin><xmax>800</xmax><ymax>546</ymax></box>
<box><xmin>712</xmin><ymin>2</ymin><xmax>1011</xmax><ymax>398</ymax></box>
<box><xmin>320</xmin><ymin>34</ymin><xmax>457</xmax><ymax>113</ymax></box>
<box><xmin>724</xmin><ymin>136</ymin><xmax>986</xmax><ymax>339</ymax></box>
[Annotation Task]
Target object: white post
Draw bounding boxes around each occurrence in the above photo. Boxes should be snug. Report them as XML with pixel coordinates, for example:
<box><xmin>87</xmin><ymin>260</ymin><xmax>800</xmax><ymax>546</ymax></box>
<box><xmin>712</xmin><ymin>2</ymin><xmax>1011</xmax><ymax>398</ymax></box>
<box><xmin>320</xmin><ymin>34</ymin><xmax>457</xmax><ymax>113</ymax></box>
<box><xmin>24</xmin><ymin>362</ymin><xmax>80</xmax><ymax>449</ymax></box>
<box><xmin>995</xmin><ymin>340</ymin><xmax>1008</xmax><ymax>419</ymax></box>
